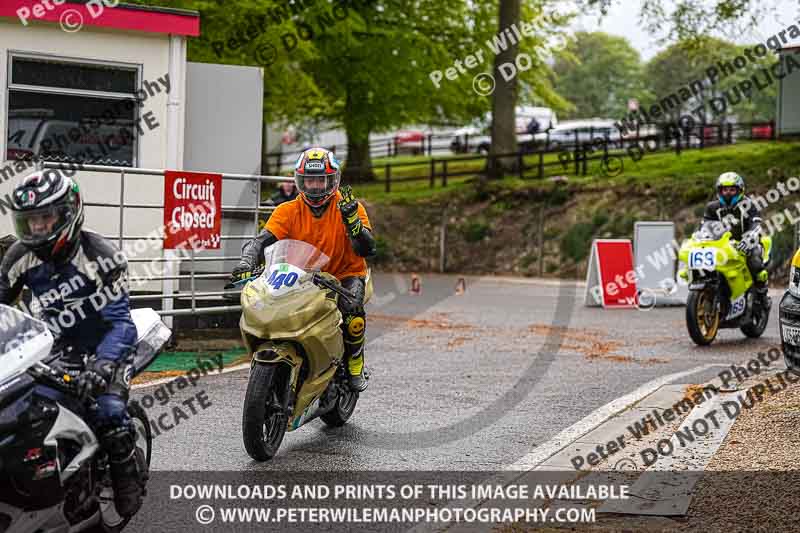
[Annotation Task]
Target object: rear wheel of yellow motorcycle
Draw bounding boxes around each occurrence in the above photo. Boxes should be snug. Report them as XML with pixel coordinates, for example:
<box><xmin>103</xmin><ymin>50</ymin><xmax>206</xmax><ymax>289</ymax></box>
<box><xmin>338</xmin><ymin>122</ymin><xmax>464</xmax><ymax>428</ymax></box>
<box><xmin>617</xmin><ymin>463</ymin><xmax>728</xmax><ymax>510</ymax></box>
<box><xmin>243</xmin><ymin>363</ymin><xmax>288</xmax><ymax>461</ymax></box>
<box><xmin>321</xmin><ymin>385</ymin><xmax>358</xmax><ymax>427</ymax></box>
<box><xmin>686</xmin><ymin>289</ymin><xmax>720</xmax><ymax>346</ymax></box>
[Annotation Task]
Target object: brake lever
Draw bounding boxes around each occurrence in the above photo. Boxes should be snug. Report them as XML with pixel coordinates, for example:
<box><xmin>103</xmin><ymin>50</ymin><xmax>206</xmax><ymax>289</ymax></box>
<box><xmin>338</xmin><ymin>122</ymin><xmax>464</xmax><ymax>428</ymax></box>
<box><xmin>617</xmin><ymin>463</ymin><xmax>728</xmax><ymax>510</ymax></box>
<box><xmin>311</xmin><ymin>273</ymin><xmax>357</xmax><ymax>304</ymax></box>
<box><xmin>29</xmin><ymin>362</ymin><xmax>76</xmax><ymax>395</ymax></box>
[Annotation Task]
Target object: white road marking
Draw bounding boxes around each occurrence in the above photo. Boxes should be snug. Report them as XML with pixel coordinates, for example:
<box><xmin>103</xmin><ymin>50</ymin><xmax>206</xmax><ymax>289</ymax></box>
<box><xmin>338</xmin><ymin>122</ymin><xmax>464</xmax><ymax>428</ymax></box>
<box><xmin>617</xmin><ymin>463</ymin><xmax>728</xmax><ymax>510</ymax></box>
<box><xmin>131</xmin><ymin>362</ymin><xmax>250</xmax><ymax>390</ymax></box>
<box><xmin>504</xmin><ymin>363</ymin><xmax>728</xmax><ymax>471</ymax></box>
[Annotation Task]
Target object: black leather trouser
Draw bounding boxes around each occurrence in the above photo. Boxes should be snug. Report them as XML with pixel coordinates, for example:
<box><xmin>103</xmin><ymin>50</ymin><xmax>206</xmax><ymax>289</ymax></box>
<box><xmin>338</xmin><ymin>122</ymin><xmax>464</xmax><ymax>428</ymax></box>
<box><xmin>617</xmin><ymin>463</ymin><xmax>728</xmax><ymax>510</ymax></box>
<box><xmin>746</xmin><ymin>245</ymin><xmax>766</xmax><ymax>287</ymax></box>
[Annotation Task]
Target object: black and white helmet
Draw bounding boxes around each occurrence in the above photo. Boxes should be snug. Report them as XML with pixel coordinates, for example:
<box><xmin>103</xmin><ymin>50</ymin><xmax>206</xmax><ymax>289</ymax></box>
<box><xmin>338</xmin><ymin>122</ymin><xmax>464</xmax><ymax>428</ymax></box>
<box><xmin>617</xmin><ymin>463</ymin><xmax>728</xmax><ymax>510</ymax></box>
<box><xmin>11</xmin><ymin>170</ymin><xmax>84</xmax><ymax>261</ymax></box>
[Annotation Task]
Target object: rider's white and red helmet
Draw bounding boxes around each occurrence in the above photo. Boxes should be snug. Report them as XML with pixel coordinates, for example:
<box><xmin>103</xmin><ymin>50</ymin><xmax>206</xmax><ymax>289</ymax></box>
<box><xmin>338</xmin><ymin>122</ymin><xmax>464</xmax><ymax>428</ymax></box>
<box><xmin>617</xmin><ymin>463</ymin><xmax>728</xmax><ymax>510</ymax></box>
<box><xmin>294</xmin><ymin>147</ymin><xmax>341</xmax><ymax>207</ymax></box>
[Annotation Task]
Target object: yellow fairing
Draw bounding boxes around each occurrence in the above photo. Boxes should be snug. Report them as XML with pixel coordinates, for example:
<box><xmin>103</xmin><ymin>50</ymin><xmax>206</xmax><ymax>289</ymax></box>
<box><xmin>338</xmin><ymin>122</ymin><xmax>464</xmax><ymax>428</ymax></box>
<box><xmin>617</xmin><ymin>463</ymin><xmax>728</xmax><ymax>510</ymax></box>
<box><xmin>240</xmin><ymin>273</ymin><xmax>345</xmax><ymax>428</ymax></box>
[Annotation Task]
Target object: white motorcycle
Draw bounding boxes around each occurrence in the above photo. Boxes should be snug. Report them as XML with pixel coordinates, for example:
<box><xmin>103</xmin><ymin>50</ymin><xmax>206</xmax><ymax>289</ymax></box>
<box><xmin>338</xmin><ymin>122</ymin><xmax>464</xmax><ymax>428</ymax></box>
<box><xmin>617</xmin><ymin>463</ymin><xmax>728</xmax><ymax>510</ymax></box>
<box><xmin>0</xmin><ymin>304</ymin><xmax>170</xmax><ymax>532</ymax></box>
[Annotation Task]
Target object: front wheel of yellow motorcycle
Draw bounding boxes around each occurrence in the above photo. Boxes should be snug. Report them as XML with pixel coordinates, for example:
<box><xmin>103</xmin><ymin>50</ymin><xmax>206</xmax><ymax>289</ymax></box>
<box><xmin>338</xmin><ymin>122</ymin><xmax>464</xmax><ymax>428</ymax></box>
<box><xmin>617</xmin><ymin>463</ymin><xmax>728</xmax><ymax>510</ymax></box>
<box><xmin>686</xmin><ymin>289</ymin><xmax>720</xmax><ymax>346</ymax></box>
<box><xmin>242</xmin><ymin>363</ymin><xmax>288</xmax><ymax>461</ymax></box>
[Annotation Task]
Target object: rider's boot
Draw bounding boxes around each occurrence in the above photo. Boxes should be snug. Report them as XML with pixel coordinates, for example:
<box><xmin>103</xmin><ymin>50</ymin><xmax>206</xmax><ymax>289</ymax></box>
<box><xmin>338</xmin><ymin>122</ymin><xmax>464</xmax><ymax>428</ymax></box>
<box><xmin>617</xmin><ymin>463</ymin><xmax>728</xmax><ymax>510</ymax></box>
<box><xmin>103</xmin><ymin>426</ymin><xmax>145</xmax><ymax>517</ymax></box>
<box><xmin>343</xmin><ymin>315</ymin><xmax>368</xmax><ymax>392</ymax></box>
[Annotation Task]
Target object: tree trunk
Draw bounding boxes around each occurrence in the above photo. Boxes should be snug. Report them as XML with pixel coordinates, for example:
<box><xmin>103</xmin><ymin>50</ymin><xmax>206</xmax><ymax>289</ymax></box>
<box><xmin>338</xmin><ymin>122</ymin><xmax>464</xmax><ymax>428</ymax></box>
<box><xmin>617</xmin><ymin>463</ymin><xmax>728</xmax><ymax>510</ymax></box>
<box><xmin>342</xmin><ymin>85</ymin><xmax>376</xmax><ymax>183</ymax></box>
<box><xmin>488</xmin><ymin>0</ymin><xmax>521</xmax><ymax>180</ymax></box>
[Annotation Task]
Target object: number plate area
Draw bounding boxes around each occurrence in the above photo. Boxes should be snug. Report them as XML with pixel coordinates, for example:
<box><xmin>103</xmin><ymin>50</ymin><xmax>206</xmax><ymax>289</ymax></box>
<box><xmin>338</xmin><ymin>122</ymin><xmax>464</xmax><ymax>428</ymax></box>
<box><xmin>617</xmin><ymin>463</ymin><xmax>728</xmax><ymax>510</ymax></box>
<box><xmin>689</xmin><ymin>248</ymin><xmax>717</xmax><ymax>270</ymax></box>
<box><xmin>264</xmin><ymin>263</ymin><xmax>306</xmax><ymax>296</ymax></box>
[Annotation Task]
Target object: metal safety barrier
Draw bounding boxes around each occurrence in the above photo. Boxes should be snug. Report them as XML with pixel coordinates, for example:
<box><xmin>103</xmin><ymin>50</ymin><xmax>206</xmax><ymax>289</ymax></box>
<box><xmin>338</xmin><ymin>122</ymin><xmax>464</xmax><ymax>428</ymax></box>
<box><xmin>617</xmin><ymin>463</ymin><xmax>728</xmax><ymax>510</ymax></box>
<box><xmin>43</xmin><ymin>162</ymin><xmax>292</xmax><ymax>321</ymax></box>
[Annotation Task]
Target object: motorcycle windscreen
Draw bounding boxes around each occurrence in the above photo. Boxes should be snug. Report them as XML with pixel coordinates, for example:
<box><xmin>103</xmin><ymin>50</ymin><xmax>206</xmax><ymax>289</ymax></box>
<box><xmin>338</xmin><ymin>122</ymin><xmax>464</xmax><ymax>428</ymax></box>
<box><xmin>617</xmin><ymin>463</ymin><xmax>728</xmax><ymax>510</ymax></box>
<box><xmin>0</xmin><ymin>304</ymin><xmax>54</xmax><ymax>385</ymax></box>
<box><xmin>694</xmin><ymin>220</ymin><xmax>729</xmax><ymax>241</ymax></box>
<box><xmin>261</xmin><ymin>240</ymin><xmax>330</xmax><ymax>297</ymax></box>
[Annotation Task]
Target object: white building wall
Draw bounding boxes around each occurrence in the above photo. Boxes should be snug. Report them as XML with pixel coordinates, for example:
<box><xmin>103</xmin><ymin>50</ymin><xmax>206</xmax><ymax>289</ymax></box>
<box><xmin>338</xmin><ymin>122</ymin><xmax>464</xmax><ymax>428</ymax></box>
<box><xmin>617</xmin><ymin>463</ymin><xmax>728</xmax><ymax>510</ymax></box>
<box><xmin>779</xmin><ymin>50</ymin><xmax>800</xmax><ymax>137</ymax></box>
<box><xmin>0</xmin><ymin>19</ymin><xmax>185</xmax><ymax>291</ymax></box>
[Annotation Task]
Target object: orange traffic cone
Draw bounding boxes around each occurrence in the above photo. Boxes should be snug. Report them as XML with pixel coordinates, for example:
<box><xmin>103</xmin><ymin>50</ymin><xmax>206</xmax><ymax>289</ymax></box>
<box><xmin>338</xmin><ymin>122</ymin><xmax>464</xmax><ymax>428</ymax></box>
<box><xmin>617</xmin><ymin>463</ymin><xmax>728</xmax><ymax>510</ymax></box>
<box><xmin>455</xmin><ymin>277</ymin><xmax>466</xmax><ymax>295</ymax></box>
<box><xmin>410</xmin><ymin>273</ymin><xmax>421</xmax><ymax>295</ymax></box>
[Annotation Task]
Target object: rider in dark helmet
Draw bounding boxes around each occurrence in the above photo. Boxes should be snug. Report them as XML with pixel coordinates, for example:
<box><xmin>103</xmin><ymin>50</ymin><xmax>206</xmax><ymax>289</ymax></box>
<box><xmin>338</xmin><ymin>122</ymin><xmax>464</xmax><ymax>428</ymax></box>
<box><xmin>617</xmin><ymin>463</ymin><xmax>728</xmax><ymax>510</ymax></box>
<box><xmin>0</xmin><ymin>169</ymin><xmax>144</xmax><ymax>517</ymax></box>
<box><xmin>232</xmin><ymin>147</ymin><xmax>376</xmax><ymax>391</ymax></box>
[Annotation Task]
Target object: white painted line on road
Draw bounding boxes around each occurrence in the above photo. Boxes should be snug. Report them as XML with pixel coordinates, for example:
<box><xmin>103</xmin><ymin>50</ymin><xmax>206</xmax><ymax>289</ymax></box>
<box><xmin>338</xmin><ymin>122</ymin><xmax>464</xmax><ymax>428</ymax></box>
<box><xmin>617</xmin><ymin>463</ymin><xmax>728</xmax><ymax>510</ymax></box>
<box><xmin>132</xmin><ymin>362</ymin><xmax>250</xmax><ymax>390</ymax></box>
<box><xmin>504</xmin><ymin>364</ymin><xmax>728</xmax><ymax>471</ymax></box>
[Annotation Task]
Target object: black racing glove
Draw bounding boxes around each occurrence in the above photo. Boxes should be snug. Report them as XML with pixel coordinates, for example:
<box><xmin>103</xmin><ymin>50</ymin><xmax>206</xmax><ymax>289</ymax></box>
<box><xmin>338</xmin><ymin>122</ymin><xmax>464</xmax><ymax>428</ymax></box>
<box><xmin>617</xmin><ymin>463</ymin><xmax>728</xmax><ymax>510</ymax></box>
<box><xmin>338</xmin><ymin>186</ymin><xmax>363</xmax><ymax>238</ymax></box>
<box><xmin>736</xmin><ymin>229</ymin><xmax>759</xmax><ymax>254</ymax></box>
<box><xmin>230</xmin><ymin>263</ymin><xmax>254</xmax><ymax>285</ymax></box>
<box><xmin>75</xmin><ymin>358</ymin><xmax>115</xmax><ymax>401</ymax></box>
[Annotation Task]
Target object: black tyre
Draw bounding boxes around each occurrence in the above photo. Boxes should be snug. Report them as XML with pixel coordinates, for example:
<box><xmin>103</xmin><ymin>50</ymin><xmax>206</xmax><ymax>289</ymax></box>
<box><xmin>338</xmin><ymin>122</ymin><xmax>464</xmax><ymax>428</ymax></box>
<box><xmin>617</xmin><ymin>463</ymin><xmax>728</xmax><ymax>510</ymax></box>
<box><xmin>128</xmin><ymin>401</ymin><xmax>152</xmax><ymax>469</ymax></box>
<box><xmin>686</xmin><ymin>289</ymin><xmax>720</xmax><ymax>346</ymax></box>
<box><xmin>242</xmin><ymin>363</ymin><xmax>288</xmax><ymax>461</ymax></box>
<box><xmin>320</xmin><ymin>386</ymin><xmax>358</xmax><ymax>427</ymax></box>
<box><xmin>741</xmin><ymin>298</ymin><xmax>770</xmax><ymax>338</ymax></box>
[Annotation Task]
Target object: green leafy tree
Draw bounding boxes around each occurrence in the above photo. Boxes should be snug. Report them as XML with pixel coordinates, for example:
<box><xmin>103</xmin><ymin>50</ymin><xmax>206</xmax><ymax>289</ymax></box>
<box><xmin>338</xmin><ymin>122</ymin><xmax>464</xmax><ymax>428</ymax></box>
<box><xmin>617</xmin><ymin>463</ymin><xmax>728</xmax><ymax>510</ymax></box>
<box><xmin>578</xmin><ymin>0</ymin><xmax>788</xmax><ymax>43</ymax></box>
<box><xmin>135</xmin><ymin>0</ymin><xmax>572</xmax><ymax>181</ymax></box>
<box><xmin>645</xmin><ymin>37</ymin><xmax>778</xmax><ymax>124</ymax></box>
<box><xmin>552</xmin><ymin>31</ymin><xmax>649</xmax><ymax>119</ymax></box>
<box><xmin>132</xmin><ymin>0</ymin><xmax>501</xmax><ymax>180</ymax></box>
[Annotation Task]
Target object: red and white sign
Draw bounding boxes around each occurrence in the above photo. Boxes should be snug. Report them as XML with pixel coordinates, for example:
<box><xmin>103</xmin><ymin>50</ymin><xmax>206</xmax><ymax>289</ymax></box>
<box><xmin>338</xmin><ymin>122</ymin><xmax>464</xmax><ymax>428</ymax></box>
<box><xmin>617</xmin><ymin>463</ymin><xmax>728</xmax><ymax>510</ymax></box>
<box><xmin>163</xmin><ymin>170</ymin><xmax>222</xmax><ymax>250</ymax></box>
<box><xmin>584</xmin><ymin>239</ymin><xmax>638</xmax><ymax>309</ymax></box>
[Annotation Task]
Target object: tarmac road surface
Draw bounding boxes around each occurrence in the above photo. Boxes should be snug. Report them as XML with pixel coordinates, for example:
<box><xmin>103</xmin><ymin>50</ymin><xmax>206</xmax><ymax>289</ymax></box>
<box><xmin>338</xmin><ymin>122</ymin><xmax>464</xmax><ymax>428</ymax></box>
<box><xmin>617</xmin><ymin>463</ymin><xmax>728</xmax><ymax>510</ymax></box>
<box><xmin>130</xmin><ymin>273</ymin><xmax>782</xmax><ymax>473</ymax></box>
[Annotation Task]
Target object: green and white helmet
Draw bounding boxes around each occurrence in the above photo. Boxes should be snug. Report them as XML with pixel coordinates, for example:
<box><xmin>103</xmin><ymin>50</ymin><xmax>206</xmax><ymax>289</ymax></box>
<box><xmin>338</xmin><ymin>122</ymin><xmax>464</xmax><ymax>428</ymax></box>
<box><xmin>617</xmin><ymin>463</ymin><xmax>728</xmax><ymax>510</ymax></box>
<box><xmin>716</xmin><ymin>172</ymin><xmax>744</xmax><ymax>207</ymax></box>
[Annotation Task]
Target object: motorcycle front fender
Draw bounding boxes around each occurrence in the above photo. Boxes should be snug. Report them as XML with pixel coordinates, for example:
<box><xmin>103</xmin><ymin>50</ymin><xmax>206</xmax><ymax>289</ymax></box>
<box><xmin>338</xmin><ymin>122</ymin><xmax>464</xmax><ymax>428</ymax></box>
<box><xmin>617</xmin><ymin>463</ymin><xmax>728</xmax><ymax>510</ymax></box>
<box><xmin>252</xmin><ymin>341</ymin><xmax>303</xmax><ymax>369</ymax></box>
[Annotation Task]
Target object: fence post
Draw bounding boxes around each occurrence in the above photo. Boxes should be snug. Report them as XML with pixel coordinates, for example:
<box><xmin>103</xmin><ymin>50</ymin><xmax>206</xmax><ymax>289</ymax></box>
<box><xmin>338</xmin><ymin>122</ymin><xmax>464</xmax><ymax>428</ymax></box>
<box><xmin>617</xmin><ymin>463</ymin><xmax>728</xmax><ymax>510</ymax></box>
<box><xmin>392</xmin><ymin>137</ymin><xmax>397</xmax><ymax>157</ymax></box>
<box><xmin>429</xmin><ymin>159</ymin><xmax>435</xmax><ymax>188</ymax></box>
<box><xmin>675</xmin><ymin>132</ymin><xmax>681</xmax><ymax>156</ymax></box>
<box><xmin>190</xmin><ymin>247</ymin><xmax>196</xmax><ymax>314</ymax></box>
<box><xmin>385</xmin><ymin>164</ymin><xmax>391</xmax><ymax>193</ymax></box>
<box><xmin>387</xmin><ymin>141</ymin><xmax>392</xmax><ymax>158</ymax></box>
<box><xmin>538</xmin><ymin>206</ymin><xmax>545</xmax><ymax>276</ymax></box>
<box><xmin>465</xmin><ymin>133</ymin><xmax>470</xmax><ymax>152</ymax></box>
<box><xmin>439</xmin><ymin>209</ymin><xmax>447</xmax><ymax>273</ymax></box>
<box><xmin>771</xmin><ymin>119</ymin><xmax>776</xmax><ymax>140</ymax></box>
<box><xmin>442</xmin><ymin>160</ymin><xmax>448</xmax><ymax>187</ymax></box>
<box><xmin>518</xmin><ymin>151</ymin><xmax>524</xmax><ymax>179</ymax></box>
<box><xmin>727</xmin><ymin>123</ymin><xmax>733</xmax><ymax>144</ymax></box>
<box><xmin>118</xmin><ymin>169</ymin><xmax>125</xmax><ymax>249</ymax></box>
<box><xmin>582</xmin><ymin>145</ymin><xmax>588</xmax><ymax>175</ymax></box>
<box><xmin>427</xmin><ymin>133</ymin><xmax>433</xmax><ymax>156</ymax></box>
<box><xmin>538</xmin><ymin>151</ymin><xmax>544</xmax><ymax>179</ymax></box>
<box><xmin>254</xmin><ymin>178</ymin><xmax>262</xmax><ymax>235</ymax></box>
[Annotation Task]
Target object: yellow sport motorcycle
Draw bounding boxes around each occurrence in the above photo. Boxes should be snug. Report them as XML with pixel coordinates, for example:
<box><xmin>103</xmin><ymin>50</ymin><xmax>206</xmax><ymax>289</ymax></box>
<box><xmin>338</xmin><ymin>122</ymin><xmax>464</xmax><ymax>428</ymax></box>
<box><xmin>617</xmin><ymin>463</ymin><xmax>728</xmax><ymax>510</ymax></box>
<box><xmin>226</xmin><ymin>239</ymin><xmax>372</xmax><ymax>461</ymax></box>
<box><xmin>678</xmin><ymin>221</ymin><xmax>772</xmax><ymax>346</ymax></box>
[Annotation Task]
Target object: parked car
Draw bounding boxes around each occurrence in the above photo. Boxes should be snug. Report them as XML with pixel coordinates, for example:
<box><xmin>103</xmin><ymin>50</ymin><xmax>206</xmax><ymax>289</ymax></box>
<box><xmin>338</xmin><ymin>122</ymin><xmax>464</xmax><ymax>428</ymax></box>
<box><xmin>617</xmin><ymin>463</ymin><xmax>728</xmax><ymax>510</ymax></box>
<box><xmin>751</xmin><ymin>123</ymin><xmax>774</xmax><ymax>139</ymax></box>
<box><xmin>449</xmin><ymin>126</ymin><xmax>535</xmax><ymax>155</ymax></box>
<box><xmin>449</xmin><ymin>107</ymin><xmax>557</xmax><ymax>154</ymax></box>
<box><xmin>539</xmin><ymin>119</ymin><xmax>620</xmax><ymax>150</ymax></box>
<box><xmin>393</xmin><ymin>130</ymin><xmax>426</xmax><ymax>155</ymax></box>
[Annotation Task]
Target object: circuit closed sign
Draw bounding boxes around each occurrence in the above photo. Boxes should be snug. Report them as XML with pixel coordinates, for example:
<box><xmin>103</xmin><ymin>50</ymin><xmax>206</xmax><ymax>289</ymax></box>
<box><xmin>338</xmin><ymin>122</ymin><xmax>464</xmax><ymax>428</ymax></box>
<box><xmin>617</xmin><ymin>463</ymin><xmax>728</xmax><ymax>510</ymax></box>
<box><xmin>163</xmin><ymin>170</ymin><xmax>222</xmax><ymax>249</ymax></box>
